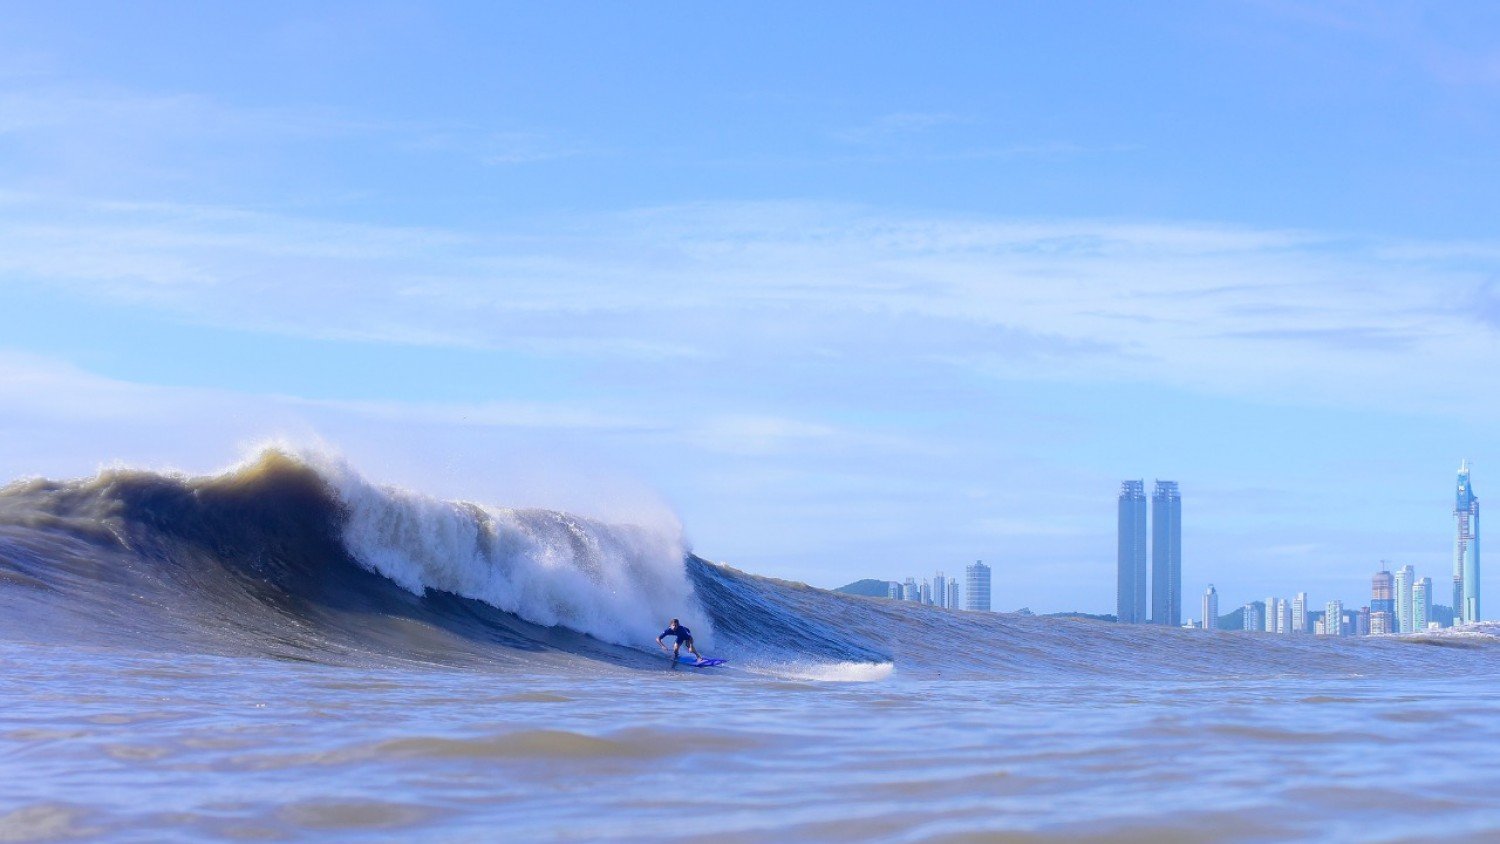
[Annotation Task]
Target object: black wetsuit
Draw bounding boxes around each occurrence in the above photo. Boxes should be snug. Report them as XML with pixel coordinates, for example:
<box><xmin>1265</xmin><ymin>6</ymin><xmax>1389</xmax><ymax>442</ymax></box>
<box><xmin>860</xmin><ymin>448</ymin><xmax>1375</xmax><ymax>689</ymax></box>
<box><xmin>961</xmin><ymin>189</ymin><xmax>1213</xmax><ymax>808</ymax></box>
<box><xmin>660</xmin><ymin>625</ymin><xmax>693</xmax><ymax>644</ymax></box>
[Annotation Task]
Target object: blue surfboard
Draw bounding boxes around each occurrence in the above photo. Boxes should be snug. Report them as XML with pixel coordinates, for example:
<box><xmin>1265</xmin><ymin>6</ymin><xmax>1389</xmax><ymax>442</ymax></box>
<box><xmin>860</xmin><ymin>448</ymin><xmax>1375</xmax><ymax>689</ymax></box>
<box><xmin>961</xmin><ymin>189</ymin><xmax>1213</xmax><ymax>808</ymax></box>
<box><xmin>676</xmin><ymin>655</ymin><xmax>727</xmax><ymax>667</ymax></box>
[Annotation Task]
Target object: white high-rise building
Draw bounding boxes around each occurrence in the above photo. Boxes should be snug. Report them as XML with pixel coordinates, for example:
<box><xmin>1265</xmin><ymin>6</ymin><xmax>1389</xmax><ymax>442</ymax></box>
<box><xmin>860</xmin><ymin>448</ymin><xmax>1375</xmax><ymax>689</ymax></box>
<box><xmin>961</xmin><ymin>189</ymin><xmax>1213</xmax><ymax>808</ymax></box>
<box><xmin>1265</xmin><ymin>596</ymin><xmax>1277</xmax><ymax>632</ymax></box>
<box><xmin>1292</xmin><ymin>592</ymin><xmax>1308</xmax><ymax>633</ymax></box>
<box><xmin>1276</xmin><ymin>599</ymin><xmax>1291</xmax><ymax>634</ymax></box>
<box><xmin>947</xmin><ymin>579</ymin><xmax>960</xmax><ymax>610</ymax></box>
<box><xmin>887</xmin><ymin>582</ymin><xmax>901</xmax><ymax>600</ymax></box>
<box><xmin>1202</xmin><ymin>585</ymin><xmax>1218</xmax><ymax>630</ymax></box>
<box><xmin>1395</xmin><ymin>565</ymin><xmax>1414</xmax><ymax>633</ymax></box>
<box><xmin>1242</xmin><ymin>603</ymin><xmax>1263</xmax><ymax>631</ymax></box>
<box><xmin>903</xmin><ymin>578</ymin><xmax>920</xmax><ymax>602</ymax></box>
<box><xmin>1325</xmin><ymin>600</ymin><xmax>1344</xmax><ymax>636</ymax></box>
<box><xmin>920</xmin><ymin>581</ymin><xmax>932</xmax><ymax>605</ymax></box>
<box><xmin>933</xmin><ymin>573</ymin><xmax>948</xmax><ymax>609</ymax></box>
<box><xmin>1414</xmin><ymin>577</ymin><xmax>1432</xmax><ymax>630</ymax></box>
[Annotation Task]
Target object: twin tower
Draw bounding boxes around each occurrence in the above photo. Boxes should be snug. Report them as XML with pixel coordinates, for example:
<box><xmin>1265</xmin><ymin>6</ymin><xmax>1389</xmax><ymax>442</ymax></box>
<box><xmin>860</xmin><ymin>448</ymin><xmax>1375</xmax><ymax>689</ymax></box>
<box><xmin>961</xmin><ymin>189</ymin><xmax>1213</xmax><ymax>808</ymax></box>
<box><xmin>1117</xmin><ymin>480</ymin><xmax>1181</xmax><ymax>625</ymax></box>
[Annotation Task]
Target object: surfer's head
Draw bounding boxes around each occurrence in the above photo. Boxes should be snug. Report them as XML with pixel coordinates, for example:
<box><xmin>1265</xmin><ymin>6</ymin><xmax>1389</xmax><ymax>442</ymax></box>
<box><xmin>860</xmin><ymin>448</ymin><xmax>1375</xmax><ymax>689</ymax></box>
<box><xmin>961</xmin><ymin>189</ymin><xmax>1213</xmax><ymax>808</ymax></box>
<box><xmin>669</xmin><ymin>618</ymin><xmax>680</xmax><ymax>627</ymax></box>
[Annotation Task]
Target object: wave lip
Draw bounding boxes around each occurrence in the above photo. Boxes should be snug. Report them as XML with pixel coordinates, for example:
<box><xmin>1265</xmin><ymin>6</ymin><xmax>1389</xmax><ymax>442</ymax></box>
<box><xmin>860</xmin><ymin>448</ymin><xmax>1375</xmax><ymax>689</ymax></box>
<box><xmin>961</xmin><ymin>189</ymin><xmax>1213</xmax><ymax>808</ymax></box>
<box><xmin>309</xmin><ymin>451</ymin><xmax>710</xmax><ymax>649</ymax></box>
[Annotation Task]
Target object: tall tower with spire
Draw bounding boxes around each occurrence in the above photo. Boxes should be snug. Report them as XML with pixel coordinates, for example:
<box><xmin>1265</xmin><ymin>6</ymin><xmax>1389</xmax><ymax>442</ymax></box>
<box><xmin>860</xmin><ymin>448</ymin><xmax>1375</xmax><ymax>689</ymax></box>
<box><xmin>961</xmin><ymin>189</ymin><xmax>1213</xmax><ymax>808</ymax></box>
<box><xmin>1455</xmin><ymin>460</ymin><xmax>1481</xmax><ymax>624</ymax></box>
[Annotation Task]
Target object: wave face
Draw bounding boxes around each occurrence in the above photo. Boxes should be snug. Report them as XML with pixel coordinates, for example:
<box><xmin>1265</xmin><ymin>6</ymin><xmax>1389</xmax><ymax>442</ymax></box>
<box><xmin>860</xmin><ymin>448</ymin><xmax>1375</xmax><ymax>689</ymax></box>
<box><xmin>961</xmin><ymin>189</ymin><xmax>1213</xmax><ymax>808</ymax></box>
<box><xmin>3</xmin><ymin>449</ymin><xmax>1500</xmax><ymax>680</ymax></box>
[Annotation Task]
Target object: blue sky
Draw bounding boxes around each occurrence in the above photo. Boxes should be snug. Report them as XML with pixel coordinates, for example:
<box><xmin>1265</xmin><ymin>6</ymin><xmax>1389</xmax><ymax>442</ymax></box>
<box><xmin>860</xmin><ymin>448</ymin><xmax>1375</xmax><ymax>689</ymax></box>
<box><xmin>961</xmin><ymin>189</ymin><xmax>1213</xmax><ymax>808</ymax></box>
<box><xmin>3</xmin><ymin>1</ymin><xmax>1500</xmax><ymax>615</ymax></box>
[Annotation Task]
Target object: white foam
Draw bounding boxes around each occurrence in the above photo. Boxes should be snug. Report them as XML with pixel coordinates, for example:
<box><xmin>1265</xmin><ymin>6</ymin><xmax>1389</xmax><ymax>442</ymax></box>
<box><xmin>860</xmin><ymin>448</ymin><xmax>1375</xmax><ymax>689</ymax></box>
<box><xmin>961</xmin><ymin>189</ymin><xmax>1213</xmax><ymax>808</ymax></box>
<box><xmin>745</xmin><ymin>660</ymin><xmax>895</xmax><ymax>683</ymax></box>
<box><xmin>1404</xmin><ymin>622</ymin><xmax>1500</xmax><ymax>642</ymax></box>
<box><xmin>297</xmin><ymin>450</ymin><xmax>711</xmax><ymax>649</ymax></box>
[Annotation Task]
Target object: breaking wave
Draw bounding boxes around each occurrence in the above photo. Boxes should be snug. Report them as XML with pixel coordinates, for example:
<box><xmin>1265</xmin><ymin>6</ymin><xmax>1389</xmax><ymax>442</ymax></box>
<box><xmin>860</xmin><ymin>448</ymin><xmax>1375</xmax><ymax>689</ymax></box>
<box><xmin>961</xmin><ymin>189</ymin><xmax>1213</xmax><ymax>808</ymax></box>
<box><xmin>310</xmin><ymin>451</ymin><xmax>707</xmax><ymax>649</ymax></box>
<box><xmin>1</xmin><ymin>448</ymin><xmax>1498</xmax><ymax>681</ymax></box>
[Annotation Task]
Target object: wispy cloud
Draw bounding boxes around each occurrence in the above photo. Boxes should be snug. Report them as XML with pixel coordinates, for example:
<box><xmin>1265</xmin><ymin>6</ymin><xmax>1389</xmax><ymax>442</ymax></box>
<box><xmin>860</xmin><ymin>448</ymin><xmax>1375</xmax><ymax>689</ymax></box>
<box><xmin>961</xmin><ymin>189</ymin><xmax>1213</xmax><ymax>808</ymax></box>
<box><xmin>1225</xmin><ymin>326</ymin><xmax>1421</xmax><ymax>352</ymax></box>
<box><xmin>1255</xmin><ymin>0</ymin><xmax>1500</xmax><ymax>88</ymax></box>
<box><xmin>0</xmin><ymin>349</ymin><xmax>886</xmax><ymax>469</ymax></box>
<box><xmin>0</xmin><ymin>81</ymin><xmax>589</xmax><ymax>188</ymax></box>
<box><xmin>825</xmin><ymin>111</ymin><xmax>1131</xmax><ymax>163</ymax></box>
<box><xmin>402</xmin><ymin>128</ymin><xmax>591</xmax><ymax>166</ymax></box>
<box><xmin>3</xmin><ymin>194</ymin><xmax>1500</xmax><ymax>417</ymax></box>
<box><xmin>831</xmin><ymin>111</ymin><xmax>968</xmax><ymax>144</ymax></box>
<box><xmin>0</xmin><ymin>86</ymin><xmax>364</xmax><ymax>144</ymax></box>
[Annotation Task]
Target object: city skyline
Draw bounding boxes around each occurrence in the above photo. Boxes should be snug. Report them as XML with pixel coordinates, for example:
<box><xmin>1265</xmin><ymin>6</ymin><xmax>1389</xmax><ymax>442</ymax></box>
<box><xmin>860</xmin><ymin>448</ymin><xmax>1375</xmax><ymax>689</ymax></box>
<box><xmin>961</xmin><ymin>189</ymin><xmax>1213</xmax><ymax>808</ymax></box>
<box><xmin>867</xmin><ymin>562</ymin><xmax>982</xmax><ymax>612</ymax></box>
<box><xmin>1199</xmin><ymin>562</ymin><xmax>1460</xmax><ymax>634</ymax></box>
<box><xmin>1169</xmin><ymin>462</ymin><xmax>1482</xmax><ymax>629</ymax></box>
<box><xmin>1209</xmin><ymin>559</ymin><xmax>1454</xmax><ymax>636</ymax></box>
<box><xmin>866</xmin><ymin>462</ymin><xmax>1475</xmax><ymax>624</ymax></box>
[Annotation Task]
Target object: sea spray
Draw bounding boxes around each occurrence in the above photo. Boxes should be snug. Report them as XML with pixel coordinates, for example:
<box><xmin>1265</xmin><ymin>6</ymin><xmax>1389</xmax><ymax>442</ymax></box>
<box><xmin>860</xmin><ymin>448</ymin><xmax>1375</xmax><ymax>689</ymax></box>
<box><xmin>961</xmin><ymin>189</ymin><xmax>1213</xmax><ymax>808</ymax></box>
<box><xmin>303</xmin><ymin>449</ymin><xmax>713</xmax><ymax>649</ymax></box>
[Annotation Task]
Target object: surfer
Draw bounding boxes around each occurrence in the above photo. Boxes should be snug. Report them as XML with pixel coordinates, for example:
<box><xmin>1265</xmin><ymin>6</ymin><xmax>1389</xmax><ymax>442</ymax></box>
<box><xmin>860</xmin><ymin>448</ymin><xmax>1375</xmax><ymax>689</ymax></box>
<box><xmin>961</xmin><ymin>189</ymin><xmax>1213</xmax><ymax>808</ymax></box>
<box><xmin>656</xmin><ymin>618</ymin><xmax>701</xmax><ymax>660</ymax></box>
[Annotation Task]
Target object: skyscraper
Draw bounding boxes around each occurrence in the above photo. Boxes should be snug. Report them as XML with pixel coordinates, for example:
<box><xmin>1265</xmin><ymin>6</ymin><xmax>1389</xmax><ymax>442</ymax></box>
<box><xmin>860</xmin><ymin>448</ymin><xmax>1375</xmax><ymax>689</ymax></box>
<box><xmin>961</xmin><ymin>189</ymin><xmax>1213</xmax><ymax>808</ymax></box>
<box><xmin>1414</xmin><ymin>577</ymin><xmax>1432</xmax><ymax>631</ymax></box>
<box><xmin>1371</xmin><ymin>569</ymin><xmax>1394</xmax><ymax>622</ymax></box>
<box><xmin>933</xmin><ymin>573</ymin><xmax>948</xmax><ymax>609</ymax></box>
<box><xmin>1117</xmin><ymin>481</ymin><xmax>1147</xmax><ymax>624</ymax></box>
<box><xmin>1151</xmin><ymin>480</ymin><xmax>1182</xmax><ymax>626</ymax></box>
<box><xmin>920</xmin><ymin>581</ymin><xmax>933</xmax><ymax>605</ymax></box>
<box><xmin>1395</xmin><ymin>565</ymin><xmax>1414</xmax><ymax>633</ymax></box>
<box><xmin>904</xmin><ymin>577</ymin><xmax>919</xmax><ymax>602</ymax></box>
<box><xmin>1243</xmin><ymin>602</ymin><xmax>1263</xmax><ymax>631</ymax></box>
<box><xmin>1276</xmin><ymin>598</ymin><xmax>1292</xmax><ymax>634</ymax></box>
<box><xmin>1292</xmin><ymin>592</ymin><xmax>1308</xmax><ymax>633</ymax></box>
<box><xmin>1455</xmin><ymin>461</ymin><xmax>1481</xmax><ymax>624</ymax></box>
<box><xmin>1324</xmin><ymin>600</ymin><xmax>1344</xmax><ymax>636</ymax></box>
<box><xmin>964</xmin><ymin>560</ymin><xmax>991</xmax><ymax>612</ymax></box>
<box><xmin>947</xmin><ymin>579</ymin><xmax>960</xmax><ymax>611</ymax></box>
<box><xmin>1265</xmin><ymin>596</ymin><xmax>1277</xmax><ymax>632</ymax></box>
<box><xmin>1202</xmin><ymin>584</ymin><xmax>1218</xmax><ymax>630</ymax></box>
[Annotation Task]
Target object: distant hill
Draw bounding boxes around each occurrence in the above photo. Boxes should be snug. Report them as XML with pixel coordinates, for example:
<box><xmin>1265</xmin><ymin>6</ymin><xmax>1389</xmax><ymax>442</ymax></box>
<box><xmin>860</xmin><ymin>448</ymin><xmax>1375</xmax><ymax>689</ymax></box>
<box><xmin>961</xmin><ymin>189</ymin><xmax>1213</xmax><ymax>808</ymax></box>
<box><xmin>1014</xmin><ymin>608</ymin><xmax>1117</xmax><ymax>622</ymax></box>
<box><xmin>1043</xmin><ymin>611</ymin><xmax>1116</xmax><ymax>623</ymax></box>
<box><xmin>1219</xmin><ymin>605</ymin><xmax>1245</xmax><ymax>630</ymax></box>
<box><xmin>834</xmin><ymin>579</ymin><xmax>897</xmax><ymax>598</ymax></box>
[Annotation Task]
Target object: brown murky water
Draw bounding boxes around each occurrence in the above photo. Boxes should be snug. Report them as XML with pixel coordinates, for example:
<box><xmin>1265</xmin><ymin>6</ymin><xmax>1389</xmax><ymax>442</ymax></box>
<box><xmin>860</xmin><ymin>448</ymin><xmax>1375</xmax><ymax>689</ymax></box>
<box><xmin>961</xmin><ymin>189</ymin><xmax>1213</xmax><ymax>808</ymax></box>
<box><xmin>5</xmin><ymin>639</ymin><xmax>1500</xmax><ymax>842</ymax></box>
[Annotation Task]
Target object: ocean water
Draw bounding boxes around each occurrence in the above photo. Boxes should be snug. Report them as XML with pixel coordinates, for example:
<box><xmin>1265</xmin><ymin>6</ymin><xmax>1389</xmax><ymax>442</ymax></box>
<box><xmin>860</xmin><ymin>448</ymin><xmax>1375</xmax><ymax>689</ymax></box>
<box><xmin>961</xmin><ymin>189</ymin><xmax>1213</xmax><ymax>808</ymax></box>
<box><xmin>4</xmin><ymin>450</ymin><xmax>1500</xmax><ymax>842</ymax></box>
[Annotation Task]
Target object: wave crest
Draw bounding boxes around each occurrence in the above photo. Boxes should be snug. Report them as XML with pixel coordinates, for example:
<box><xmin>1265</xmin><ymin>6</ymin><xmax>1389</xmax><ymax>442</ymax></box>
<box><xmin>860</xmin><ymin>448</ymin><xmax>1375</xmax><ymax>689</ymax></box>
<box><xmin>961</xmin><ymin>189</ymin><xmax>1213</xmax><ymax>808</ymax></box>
<box><xmin>303</xmin><ymin>451</ymin><xmax>710</xmax><ymax>649</ymax></box>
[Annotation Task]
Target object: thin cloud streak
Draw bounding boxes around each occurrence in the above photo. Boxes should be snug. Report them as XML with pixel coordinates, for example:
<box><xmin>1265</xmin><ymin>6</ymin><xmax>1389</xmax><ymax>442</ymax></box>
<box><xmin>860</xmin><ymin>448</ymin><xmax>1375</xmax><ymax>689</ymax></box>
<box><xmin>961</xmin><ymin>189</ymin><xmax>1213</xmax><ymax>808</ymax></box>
<box><xmin>831</xmin><ymin>111</ymin><xmax>969</xmax><ymax>144</ymax></box>
<box><xmin>2</xmin><ymin>194</ymin><xmax>1499</xmax><ymax>417</ymax></box>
